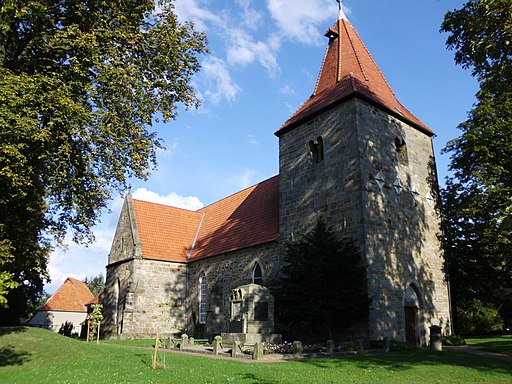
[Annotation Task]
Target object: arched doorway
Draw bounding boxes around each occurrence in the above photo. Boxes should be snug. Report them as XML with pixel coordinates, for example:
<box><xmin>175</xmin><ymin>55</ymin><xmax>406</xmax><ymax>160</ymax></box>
<box><xmin>404</xmin><ymin>284</ymin><xmax>423</xmax><ymax>346</ymax></box>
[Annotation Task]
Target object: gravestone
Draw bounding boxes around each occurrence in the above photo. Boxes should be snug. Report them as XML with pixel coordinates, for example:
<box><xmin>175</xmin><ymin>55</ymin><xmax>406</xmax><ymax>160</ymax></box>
<box><xmin>293</xmin><ymin>341</ymin><xmax>303</xmax><ymax>357</ymax></box>
<box><xmin>180</xmin><ymin>334</ymin><xmax>188</xmax><ymax>351</ymax></box>
<box><xmin>213</xmin><ymin>335</ymin><xmax>223</xmax><ymax>355</ymax></box>
<box><xmin>326</xmin><ymin>340</ymin><xmax>336</xmax><ymax>355</ymax></box>
<box><xmin>253</xmin><ymin>342</ymin><xmax>264</xmax><ymax>360</ymax></box>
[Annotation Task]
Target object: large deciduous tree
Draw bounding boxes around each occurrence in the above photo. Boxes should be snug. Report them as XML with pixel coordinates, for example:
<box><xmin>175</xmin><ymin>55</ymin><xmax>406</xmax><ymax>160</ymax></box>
<box><xmin>440</xmin><ymin>0</ymin><xmax>512</xmax><ymax>330</ymax></box>
<box><xmin>0</xmin><ymin>0</ymin><xmax>207</xmax><ymax>323</ymax></box>
<box><xmin>273</xmin><ymin>220</ymin><xmax>368</xmax><ymax>341</ymax></box>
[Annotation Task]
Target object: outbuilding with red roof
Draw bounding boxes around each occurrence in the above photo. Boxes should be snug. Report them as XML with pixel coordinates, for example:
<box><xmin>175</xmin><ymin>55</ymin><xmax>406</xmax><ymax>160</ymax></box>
<box><xmin>27</xmin><ymin>278</ymin><xmax>94</xmax><ymax>334</ymax></box>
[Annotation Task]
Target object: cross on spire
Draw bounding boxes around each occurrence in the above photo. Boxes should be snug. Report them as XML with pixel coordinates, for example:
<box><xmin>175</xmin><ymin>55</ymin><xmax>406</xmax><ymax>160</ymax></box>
<box><xmin>336</xmin><ymin>0</ymin><xmax>347</xmax><ymax>20</ymax></box>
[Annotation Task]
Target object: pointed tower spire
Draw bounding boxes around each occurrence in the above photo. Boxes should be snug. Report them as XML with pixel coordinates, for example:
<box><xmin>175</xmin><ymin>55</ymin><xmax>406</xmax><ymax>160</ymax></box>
<box><xmin>276</xmin><ymin>8</ymin><xmax>433</xmax><ymax>137</ymax></box>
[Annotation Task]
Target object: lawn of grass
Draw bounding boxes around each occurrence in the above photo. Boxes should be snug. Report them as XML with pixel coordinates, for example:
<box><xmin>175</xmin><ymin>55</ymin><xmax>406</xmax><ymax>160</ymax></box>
<box><xmin>1</xmin><ymin>327</ymin><xmax>512</xmax><ymax>383</ymax></box>
<box><xmin>100</xmin><ymin>337</ymin><xmax>161</xmax><ymax>348</ymax></box>
<box><xmin>466</xmin><ymin>335</ymin><xmax>512</xmax><ymax>357</ymax></box>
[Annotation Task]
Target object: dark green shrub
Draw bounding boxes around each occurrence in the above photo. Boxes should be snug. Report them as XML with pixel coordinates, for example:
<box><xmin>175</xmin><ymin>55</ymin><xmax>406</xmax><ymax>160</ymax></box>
<box><xmin>442</xmin><ymin>334</ymin><xmax>466</xmax><ymax>346</ymax></box>
<box><xmin>457</xmin><ymin>299</ymin><xmax>504</xmax><ymax>335</ymax></box>
<box><xmin>390</xmin><ymin>340</ymin><xmax>416</xmax><ymax>352</ymax></box>
<box><xmin>58</xmin><ymin>321</ymin><xmax>74</xmax><ymax>337</ymax></box>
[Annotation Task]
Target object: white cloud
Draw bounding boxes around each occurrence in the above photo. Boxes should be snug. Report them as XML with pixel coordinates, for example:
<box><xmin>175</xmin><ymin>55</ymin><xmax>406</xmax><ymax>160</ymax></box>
<box><xmin>47</xmin><ymin>264</ymin><xmax>86</xmax><ymax>293</ymax></box>
<box><xmin>157</xmin><ymin>141</ymin><xmax>178</xmax><ymax>159</ymax></box>
<box><xmin>201</xmin><ymin>57</ymin><xmax>241</xmax><ymax>104</ymax></box>
<box><xmin>46</xmin><ymin>229</ymin><xmax>112</xmax><ymax>293</ymax></box>
<box><xmin>173</xmin><ymin>0</ymin><xmax>224</xmax><ymax>31</ymax></box>
<box><xmin>132</xmin><ymin>188</ymin><xmax>204</xmax><ymax>211</ymax></box>
<box><xmin>227</xmin><ymin>31</ymin><xmax>280</xmax><ymax>75</ymax></box>
<box><xmin>248</xmin><ymin>134</ymin><xmax>257</xmax><ymax>145</ymax></box>
<box><xmin>237</xmin><ymin>169</ymin><xmax>257</xmax><ymax>190</ymax></box>
<box><xmin>267</xmin><ymin>0</ymin><xmax>338</xmax><ymax>45</ymax></box>
<box><xmin>236</xmin><ymin>0</ymin><xmax>263</xmax><ymax>29</ymax></box>
<box><xmin>280</xmin><ymin>84</ymin><xmax>296</xmax><ymax>95</ymax></box>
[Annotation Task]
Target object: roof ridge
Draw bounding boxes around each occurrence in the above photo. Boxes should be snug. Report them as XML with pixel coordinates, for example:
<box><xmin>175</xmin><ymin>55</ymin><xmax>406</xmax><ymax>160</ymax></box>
<box><xmin>342</xmin><ymin>19</ymin><xmax>368</xmax><ymax>82</ymax></box>
<box><xmin>337</xmin><ymin>19</ymin><xmax>343</xmax><ymax>82</ymax></box>
<box><xmin>343</xmin><ymin>19</ymin><xmax>396</xmax><ymax>98</ymax></box>
<box><xmin>198</xmin><ymin>175</ymin><xmax>279</xmax><ymax>212</ymax></box>
<box><xmin>313</xmin><ymin>35</ymin><xmax>332</xmax><ymax>96</ymax></box>
<box><xmin>69</xmin><ymin>278</ymin><xmax>85</xmax><ymax>307</ymax></box>
<box><xmin>132</xmin><ymin>198</ymin><xmax>200</xmax><ymax>213</ymax></box>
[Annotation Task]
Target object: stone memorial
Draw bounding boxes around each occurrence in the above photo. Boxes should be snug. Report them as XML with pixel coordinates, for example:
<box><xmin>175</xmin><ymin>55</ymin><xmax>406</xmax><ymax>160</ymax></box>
<box><xmin>221</xmin><ymin>284</ymin><xmax>281</xmax><ymax>345</ymax></box>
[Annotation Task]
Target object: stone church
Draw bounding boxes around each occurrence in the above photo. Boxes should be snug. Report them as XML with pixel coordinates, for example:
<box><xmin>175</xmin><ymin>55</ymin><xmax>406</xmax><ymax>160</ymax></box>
<box><xmin>102</xmin><ymin>9</ymin><xmax>451</xmax><ymax>345</ymax></box>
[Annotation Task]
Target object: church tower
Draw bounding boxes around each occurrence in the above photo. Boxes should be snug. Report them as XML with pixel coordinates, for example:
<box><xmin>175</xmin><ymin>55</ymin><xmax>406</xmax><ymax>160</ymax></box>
<box><xmin>275</xmin><ymin>6</ymin><xmax>451</xmax><ymax>344</ymax></box>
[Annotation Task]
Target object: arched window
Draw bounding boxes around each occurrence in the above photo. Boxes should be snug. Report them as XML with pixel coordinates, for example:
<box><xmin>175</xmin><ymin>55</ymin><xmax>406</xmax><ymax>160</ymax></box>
<box><xmin>252</xmin><ymin>263</ymin><xmax>263</xmax><ymax>285</ymax></box>
<box><xmin>198</xmin><ymin>275</ymin><xmax>207</xmax><ymax>324</ymax></box>
<box><xmin>309</xmin><ymin>140</ymin><xmax>319</xmax><ymax>163</ymax></box>
<box><xmin>308</xmin><ymin>136</ymin><xmax>324</xmax><ymax>164</ymax></box>
<box><xmin>395</xmin><ymin>137</ymin><xmax>408</xmax><ymax>166</ymax></box>
<box><xmin>317</xmin><ymin>136</ymin><xmax>324</xmax><ymax>162</ymax></box>
<box><xmin>114</xmin><ymin>278</ymin><xmax>120</xmax><ymax>325</ymax></box>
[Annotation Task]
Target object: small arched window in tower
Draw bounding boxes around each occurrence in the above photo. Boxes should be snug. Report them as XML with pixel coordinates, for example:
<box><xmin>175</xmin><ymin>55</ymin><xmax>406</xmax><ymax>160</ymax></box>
<box><xmin>309</xmin><ymin>140</ymin><xmax>319</xmax><ymax>163</ymax></box>
<box><xmin>198</xmin><ymin>274</ymin><xmax>207</xmax><ymax>324</ymax></box>
<box><xmin>395</xmin><ymin>137</ymin><xmax>408</xmax><ymax>166</ymax></box>
<box><xmin>308</xmin><ymin>136</ymin><xmax>324</xmax><ymax>164</ymax></box>
<box><xmin>252</xmin><ymin>262</ymin><xmax>263</xmax><ymax>285</ymax></box>
<box><xmin>317</xmin><ymin>136</ymin><xmax>324</xmax><ymax>162</ymax></box>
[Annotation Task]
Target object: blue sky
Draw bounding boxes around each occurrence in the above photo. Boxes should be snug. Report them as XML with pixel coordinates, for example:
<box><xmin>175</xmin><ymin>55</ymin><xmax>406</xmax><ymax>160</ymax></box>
<box><xmin>45</xmin><ymin>0</ymin><xmax>478</xmax><ymax>293</ymax></box>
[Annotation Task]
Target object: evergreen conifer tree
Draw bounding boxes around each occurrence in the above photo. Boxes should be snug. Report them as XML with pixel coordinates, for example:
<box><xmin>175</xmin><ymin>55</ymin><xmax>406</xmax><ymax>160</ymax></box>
<box><xmin>273</xmin><ymin>220</ymin><xmax>368</xmax><ymax>341</ymax></box>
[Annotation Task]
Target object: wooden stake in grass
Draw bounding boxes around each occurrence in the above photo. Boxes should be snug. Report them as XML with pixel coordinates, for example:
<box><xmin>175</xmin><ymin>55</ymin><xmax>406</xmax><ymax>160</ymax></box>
<box><xmin>96</xmin><ymin>321</ymin><xmax>101</xmax><ymax>345</ymax></box>
<box><xmin>86</xmin><ymin>318</ymin><xmax>91</xmax><ymax>342</ymax></box>
<box><xmin>152</xmin><ymin>330</ymin><xmax>160</xmax><ymax>369</ymax></box>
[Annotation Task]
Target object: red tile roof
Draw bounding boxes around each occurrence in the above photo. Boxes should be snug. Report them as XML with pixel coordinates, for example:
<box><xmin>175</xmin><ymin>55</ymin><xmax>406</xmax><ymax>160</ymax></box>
<box><xmin>40</xmin><ymin>278</ymin><xmax>94</xmax><ymax>312</ymax></box>
<box><xmin>85</xmin><ymin>294</ymin><xmax>101</xmax><ymax>306</ymax></box>
<box><xmin>276</xmin><ymin>17</ymin><xmax>434</xmax><ymax>137</ymax></box>
<box><xmin>134</xmin><ymin>200</ymin><xmax>204</xmax><ymax>263</ymax></box>
<box><xmin>132</xmin><ymin>176</ymin><xmax>279</xmax><ymax>263</ymax></box>
<box><xmin>194</xmin><ymin>175</ymin><xmax>279</xmax><ymax>260</ymax></box>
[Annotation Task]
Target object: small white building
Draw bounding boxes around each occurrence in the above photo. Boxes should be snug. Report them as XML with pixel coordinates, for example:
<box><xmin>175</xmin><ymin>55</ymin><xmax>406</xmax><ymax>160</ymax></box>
<box><xmin>27</xmin><ymin>277</ymin><xmax>94</xmax><ymax>334</ymax></box>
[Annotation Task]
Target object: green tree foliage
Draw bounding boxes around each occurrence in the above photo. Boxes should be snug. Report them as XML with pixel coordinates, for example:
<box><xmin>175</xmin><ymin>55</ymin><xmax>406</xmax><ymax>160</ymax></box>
<box><xmin>83</xmin><ymin>273</ymin><xmax>105</xmax><ymax>296</ymax></box>
<box><xmin>273</xmin><ymin>220</ymin><xmax>368</xmax><ymax>341</ymax></box>
<box><xmin>456</xmin><ymin>299</ymin><xmax>504</xmax><ymax>335</ymax></box>
<box><xmin>34</xmin><ymin>291</ymin><xmax>52</xmax><ymax>309</ymax></box>
<box><xmin>0</xmin><ymin>240</ymin><xmax>19</xmax><ymax>306</ymax></box>
<box><xmin>0</xmin><ymin>0</ymin><xmax>207</xmax><ymax>323</ymax></box>
<box><xmin>88</xmin><ymin>303</ymin><xmax>103</xmax><ymax>340</ymax></box>
<box><xmin>440</xmin><ymin>0</ymin><xmax>512</xmax><ymax>330</ymax></box>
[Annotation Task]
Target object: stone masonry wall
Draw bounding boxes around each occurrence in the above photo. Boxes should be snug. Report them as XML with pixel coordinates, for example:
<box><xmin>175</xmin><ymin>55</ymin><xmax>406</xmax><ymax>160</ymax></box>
<box><xmin>355</xmin><ymin>101</ymin><xmax>451</xmax><ymax>342</ymax></box>
<box><xmin>279</xmin><ymin>99</ymin><xmax>365</xmax><ymax>245</ymax></box>
<box><xmin>187</xmin><ymin>242</ymin><xmax>280</xmax><ymax>338</ymax></box>
<box><xmin>278</xmin><ymin>97</ymin><xmax>450</xmax><ymax>343</ymax></box>
<box><xmin>103</xmin><ymin>259</ymin><xmax>133</xmax><ymax>336</ymax></box>
<box><xmin>278</xmin><ymin>99</ymin><xmax>369</xmax><ymax>338</ymax></box>
<box><xmin>103</xmin><ymin>242</ymin><xmax>279</xmax><ymax>339</ymax></box>
<box><xmin>108</xmin><ymin>196</ymin><xmax>141</xmax><ymax>266</ymax></box>
<box><xmin>103</xmin><ymin>259</ymin><xmax>187</xmax><ymax>338</ymax></box>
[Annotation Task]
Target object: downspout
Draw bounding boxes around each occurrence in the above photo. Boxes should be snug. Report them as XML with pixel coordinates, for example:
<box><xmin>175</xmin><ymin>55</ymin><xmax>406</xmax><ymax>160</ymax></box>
<box><xmin>184</xmin><ymin>212</ymin><xmax>206</xmax><ymax>332</ymax></box>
